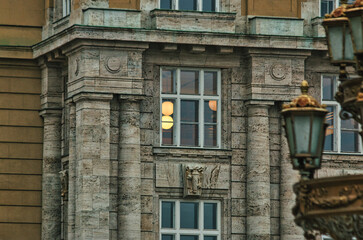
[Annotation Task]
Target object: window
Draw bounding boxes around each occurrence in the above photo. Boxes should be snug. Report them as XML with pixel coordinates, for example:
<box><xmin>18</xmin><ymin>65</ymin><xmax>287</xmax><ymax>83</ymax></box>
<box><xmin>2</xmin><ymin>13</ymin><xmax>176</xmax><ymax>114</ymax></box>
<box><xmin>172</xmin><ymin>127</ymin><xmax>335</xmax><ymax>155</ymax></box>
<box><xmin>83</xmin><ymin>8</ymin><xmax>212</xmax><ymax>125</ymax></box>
<box><xmin>160</xmin><ymin>0</ymin><xmax>218</xmax><ymax>12</ymax></box>
<box><xmin>321</xmin><ymin>75</ymin><xmax>361</xmax><ymax>153</ymax></box>
<box><xmin>322</xmin><ymin>235</ymin><xmax>356</xmax><ymax>240</ymax></box>
<box><xmin>63</xmin><ymin>0</ymin><xmax>71</xmax><ymax>17</ymax></box>
<box><xmin>160</xmin><ymin>200</ymin><xmax>220</xmax><ymax>240</ymax></box>
<box><xmin>320</xmin><ymin>0</ymin><xmax>355</xmax><ymax>17</ymax></box>
<box><xmin>160</xmin><ymin>68</ymin><xmax>221</xmax><ymax>148</ymax></box>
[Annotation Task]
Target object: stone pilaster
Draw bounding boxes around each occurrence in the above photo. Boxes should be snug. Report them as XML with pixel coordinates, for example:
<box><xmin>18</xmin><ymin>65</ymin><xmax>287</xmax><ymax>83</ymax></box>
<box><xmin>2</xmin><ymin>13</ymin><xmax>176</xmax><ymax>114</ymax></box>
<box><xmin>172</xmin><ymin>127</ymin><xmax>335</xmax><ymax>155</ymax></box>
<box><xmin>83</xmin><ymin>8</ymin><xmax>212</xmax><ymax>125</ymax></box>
<box><xmin>73</xmin><ymin>93</ymin><xmax>113</xmax><ymax>240</ymax></box>
<box><xmin>246</xmin><ymin>102</ymin><xmax>271</xmax><ymax>240</ymax></box>
<box><xmin>41</xmin><ymin>110</ymin><xmax>62</xmax><ymax>240</ymax></box>
<box><xmin>67</xmin><ymin>101</ymin><xmax>76</xmax><ymax>239</ymax></box>
<box><xmin>280</xmin><ymin>119</ymin><xmax>304</xmax><ymax>240</ymax></box>
<box><xmin>118</xmin><ymin>97</ymin><xmax>142</xmax><ymax>240</ymax></box>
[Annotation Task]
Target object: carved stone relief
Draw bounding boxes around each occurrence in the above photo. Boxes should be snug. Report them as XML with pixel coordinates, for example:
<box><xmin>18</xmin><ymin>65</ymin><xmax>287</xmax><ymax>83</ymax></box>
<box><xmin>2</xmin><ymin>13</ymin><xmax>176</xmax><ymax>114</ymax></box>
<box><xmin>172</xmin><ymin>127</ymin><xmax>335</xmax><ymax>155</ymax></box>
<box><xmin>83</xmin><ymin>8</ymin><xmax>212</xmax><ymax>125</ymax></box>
<box><xmin>183</xmin><ymin>165</ymin><xmax>204</xmax><ymax>197</ymax></box>
<box><xmin>59</xmin><ymin>169</ymin><xmax>69</xmax><ymax>201</ymax></box>
<box><xmin>104</xmin><ymin>56</ymin><xmax>122</xmax><ymax>74</ymax></box>
<box><xmin>264</xmin><ymin>58</ymin><xmax>292</xmax><ymax>85</ymax></box>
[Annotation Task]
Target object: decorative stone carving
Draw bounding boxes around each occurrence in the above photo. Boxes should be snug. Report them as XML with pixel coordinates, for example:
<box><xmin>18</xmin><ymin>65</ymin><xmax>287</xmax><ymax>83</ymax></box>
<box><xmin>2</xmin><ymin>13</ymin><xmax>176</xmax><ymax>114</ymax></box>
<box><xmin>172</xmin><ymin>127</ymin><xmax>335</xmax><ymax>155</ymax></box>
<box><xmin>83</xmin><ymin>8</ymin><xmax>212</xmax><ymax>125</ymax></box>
<box><xmin>293</xmin><ymin>175</ymin><xmax>363</xmax><ymax>240</ymax></box>
<box><xmin>269</xmin><ymin>63</ymin><xmax>287</xmax><ymax>81</ymax></box>
<box><xmin>59</xmin><ymin>169</ymin><xmax>68</xmax><ymax>200</ymax></box>
<box><xmin>184</xmin><ymin>166</ymin><xmax>204</xmax><ymax>197</ymax></box>
<box><xmin>75</xmin><ymin>58</ymin><xmax>80</xmax><ymax>76</ymax></box>
<box><xmin>105</xmin><ymin>56</ymin><xmax>121</xmax><ymax>73</ymax></box>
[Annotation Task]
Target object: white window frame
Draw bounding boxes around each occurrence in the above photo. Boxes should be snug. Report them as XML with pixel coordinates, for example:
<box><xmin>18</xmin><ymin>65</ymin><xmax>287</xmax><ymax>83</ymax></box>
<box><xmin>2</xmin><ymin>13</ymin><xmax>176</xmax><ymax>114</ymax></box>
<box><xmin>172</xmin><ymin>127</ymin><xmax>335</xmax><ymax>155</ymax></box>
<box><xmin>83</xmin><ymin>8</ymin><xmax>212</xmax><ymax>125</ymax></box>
<box><xmin>322</xmin><ymin>235</ymin><xmax>356</xmax><ymax>240</ymax></box>
<box><xmin>319</xmin><ymin>0</ymin><xmax>338</xmax><ymax>17</ymax></box>
<box><xmin>321</xmin><ymin>75</ymin><xmax>362</xmax><ymax>154</ymax></box>
<box><xmin>62</xmin><ymin>0</ymin><xmax>71</xmax><ymax>17</ymax></box>
<box><xmin>160</xmin><ymin>199</ymin><xmax>221</xmax><ymax>240</ymax></box>
<box><xmin>159</xmin><ymin>0</ymin><xmax>219</xmax><ymax>12</ymax></box>
<box><xmin>160</xmin><ymin>67</ymin><xmax>221</xmax><ymax>148</ymax></box>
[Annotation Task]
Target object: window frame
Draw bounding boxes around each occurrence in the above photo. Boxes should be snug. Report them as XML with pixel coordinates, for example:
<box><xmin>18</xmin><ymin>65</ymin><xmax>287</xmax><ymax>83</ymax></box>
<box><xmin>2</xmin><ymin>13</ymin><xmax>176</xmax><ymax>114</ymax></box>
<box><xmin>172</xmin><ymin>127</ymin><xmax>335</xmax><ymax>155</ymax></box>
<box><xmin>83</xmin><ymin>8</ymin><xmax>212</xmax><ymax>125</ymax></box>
<box><xmin>159</xmin><ymin>0</ymin><xmax>219</xmax><ymax>12</ymax></box>
<box><xmin>321</xmin><ymin>74</ymin><xmax>362</xmax><ymax>154</ymax></box>
<box><xmin>62</xmin><ymin>0</ymin><xmax>71</xmax><ymax>17</ymax></box>
<box><xmin>319</xmin><ymin>0</ymin><xmax>355</xmax><ymax>17</ymax></box>
<box><xmin>159</xmin><ymin>199</ymin><xmax>221</xmax><ymax>240</ymax></box>
<box><xmin>160</xmin><ymin>67</ymin><xmax>222</xmax><ymax>148</ymax></box>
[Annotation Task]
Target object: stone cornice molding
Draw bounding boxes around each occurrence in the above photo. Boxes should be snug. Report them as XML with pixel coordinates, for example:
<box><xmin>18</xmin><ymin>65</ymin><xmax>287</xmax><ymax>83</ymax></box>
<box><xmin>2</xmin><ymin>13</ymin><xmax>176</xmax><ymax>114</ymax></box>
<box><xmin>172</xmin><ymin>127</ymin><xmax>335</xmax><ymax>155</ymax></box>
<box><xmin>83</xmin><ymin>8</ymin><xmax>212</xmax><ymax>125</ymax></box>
<box><xmin>245</xmin><ymin>100</ymin><xmax>275</xmax><ymax>107</ymax></box>
<box><xmin>39</xmin><ymin>109</ymin><xmax>62</xmax><ymax>117</ymax></box>
<box><xmin>32</xmin><ymin>25</ymin><xmax>328</xmax><ymax>59</ymax></box>
<box><xmin>118</xmin><ymin>94</ymin><xmax>145</xmax><ymax>102</ymax></box>
<box><xmin>72</xmin><ymin>92</ymin><xmax>114</xmax><ymax>103</ymax></box>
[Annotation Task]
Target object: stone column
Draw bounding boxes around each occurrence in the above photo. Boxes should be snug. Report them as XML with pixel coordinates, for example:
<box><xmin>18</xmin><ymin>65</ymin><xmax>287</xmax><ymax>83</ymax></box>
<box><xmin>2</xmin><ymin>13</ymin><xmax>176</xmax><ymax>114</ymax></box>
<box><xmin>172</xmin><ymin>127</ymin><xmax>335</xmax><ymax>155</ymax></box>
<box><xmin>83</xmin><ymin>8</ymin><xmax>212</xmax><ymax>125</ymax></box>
<box><xmin>41</xmin><ymin>110</ymin><xmax>62</xmax><ymax>240</ymax></box>
<box><xmin>73</xmin><ymin>93</ymin><xmax>113</xmax><ymax>240</ymax></box>
<box><xmin>118</xmin><ymin>97</ymin><xmax>142</xmax><ymax>240</ymax></box>
<box><xmin>280</xmin><ymin>118</ymin><xmax>304</xmax><ymax>240</ymax></box>
<box><xmin>246</xmin><ymin>103</ymin><xmax>271</xmax><ymax>240</ymax></box>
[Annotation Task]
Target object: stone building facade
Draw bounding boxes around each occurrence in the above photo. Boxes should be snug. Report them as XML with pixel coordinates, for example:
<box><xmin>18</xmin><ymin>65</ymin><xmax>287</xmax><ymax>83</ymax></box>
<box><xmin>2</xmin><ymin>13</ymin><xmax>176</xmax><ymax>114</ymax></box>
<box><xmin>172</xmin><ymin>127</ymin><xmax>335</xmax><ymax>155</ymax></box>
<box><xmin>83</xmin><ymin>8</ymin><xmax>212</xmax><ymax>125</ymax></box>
<box><xmin>1</xmin><ymin>0</ymin><xmax>363</xmax><ymax>240</ymax></box>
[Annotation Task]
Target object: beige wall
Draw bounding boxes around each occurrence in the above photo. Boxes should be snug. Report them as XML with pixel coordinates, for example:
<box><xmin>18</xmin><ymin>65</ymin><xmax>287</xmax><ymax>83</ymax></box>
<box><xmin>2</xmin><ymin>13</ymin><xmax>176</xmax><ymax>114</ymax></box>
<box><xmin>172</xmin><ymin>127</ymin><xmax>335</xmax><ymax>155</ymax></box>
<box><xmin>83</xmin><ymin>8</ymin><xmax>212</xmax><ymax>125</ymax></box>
<box><xmin>243</xmin><ymin>0</ymin><xmax>304</xmax><ymax>18</ymax></box>
<box><xmin>0</xmin><ymin>0</ymin><xmax>44</xmax><ymax>239</ymax></box>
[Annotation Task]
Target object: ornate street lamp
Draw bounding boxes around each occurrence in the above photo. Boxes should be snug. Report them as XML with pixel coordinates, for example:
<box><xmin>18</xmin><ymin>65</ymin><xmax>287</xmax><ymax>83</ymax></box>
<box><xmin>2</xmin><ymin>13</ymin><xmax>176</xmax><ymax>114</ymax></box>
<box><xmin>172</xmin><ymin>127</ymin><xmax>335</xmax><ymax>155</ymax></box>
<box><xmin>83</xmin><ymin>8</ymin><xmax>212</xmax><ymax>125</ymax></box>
<box><xmin>285</xmin><ymin>1</ymin><xmax>363</xmax><ymax>240</ymax></box>
<box><xmin>281</xmin><ymin>80</ymin><xmax>328</xmax><ymax>180</ymax></box>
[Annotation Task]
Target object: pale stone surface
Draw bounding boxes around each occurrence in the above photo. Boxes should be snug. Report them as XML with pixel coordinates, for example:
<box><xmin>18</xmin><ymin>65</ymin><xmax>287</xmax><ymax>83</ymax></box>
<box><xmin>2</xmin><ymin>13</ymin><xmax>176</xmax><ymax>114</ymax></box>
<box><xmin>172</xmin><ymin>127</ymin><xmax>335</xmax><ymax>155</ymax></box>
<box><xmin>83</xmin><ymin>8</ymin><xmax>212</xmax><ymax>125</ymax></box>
<box><xmin>249</xmin><ymin>17</ymin><xmax>304</xmax><ymax>37</ymax></box>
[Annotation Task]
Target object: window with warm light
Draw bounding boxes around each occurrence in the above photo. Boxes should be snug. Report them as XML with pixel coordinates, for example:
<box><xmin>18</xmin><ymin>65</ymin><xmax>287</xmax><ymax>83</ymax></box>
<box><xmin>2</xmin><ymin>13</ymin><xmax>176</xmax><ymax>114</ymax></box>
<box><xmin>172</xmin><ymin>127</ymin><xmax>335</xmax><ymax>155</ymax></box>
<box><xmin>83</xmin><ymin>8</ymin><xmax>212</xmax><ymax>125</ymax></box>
<box><xmin>160</xmin><ymin>200</ymin><xmax>221</xmax><ymax>240</ymax></box>
<box><xmin>321</xmin><ymin>75</ymin><xmax>361</xmax><ymax>153</ymax></box>
<box><xmin>160</xmin><ymin>68</ymin><xmax>221</xmax><ymax>148</ymax></box>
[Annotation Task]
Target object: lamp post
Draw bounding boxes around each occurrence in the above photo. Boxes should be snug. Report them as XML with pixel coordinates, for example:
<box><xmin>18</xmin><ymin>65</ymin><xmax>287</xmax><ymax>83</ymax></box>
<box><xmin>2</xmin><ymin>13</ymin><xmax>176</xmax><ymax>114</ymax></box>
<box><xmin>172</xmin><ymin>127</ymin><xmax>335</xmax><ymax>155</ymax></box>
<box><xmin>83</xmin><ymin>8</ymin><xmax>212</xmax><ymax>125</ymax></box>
<box><xmin>281</xmin><ymin>1</ymin><xmax>363</xmax><ymax>239</ymax></box>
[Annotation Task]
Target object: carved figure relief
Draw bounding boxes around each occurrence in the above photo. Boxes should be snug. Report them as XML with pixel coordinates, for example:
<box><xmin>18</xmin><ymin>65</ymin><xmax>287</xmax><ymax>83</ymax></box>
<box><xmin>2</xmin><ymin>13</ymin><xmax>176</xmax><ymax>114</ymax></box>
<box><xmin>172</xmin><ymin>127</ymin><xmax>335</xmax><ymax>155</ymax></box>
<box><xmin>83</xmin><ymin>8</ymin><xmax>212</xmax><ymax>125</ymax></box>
<box><xmin>269</xmin><ymin>63</ymin><xmax>287</xmax><ymax>81</ymax></box>
<box><xmin>184</xmin><ymin>166</ymin><xmax>204</xmax><ymax>197</ymax></box>
<box><xmin>59</xmin><ymin>170</ymin><xmax>69</xmax><ymax>200</ymax></box>
<box><xmin>105</xmin><ymin>57</ymin><xmax>122</xmax><ymax>74</ymax></box>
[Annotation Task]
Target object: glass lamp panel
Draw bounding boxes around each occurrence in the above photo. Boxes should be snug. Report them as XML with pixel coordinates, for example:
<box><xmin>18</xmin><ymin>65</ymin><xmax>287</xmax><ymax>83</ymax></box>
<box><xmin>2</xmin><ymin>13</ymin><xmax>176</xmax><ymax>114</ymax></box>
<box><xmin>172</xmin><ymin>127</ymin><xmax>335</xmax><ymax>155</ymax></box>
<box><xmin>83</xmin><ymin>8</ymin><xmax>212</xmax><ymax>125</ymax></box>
<box><xmin>293</xmin><ymin>114</ymin><xmax>312</xmax><ymax>154</ymax></box>
<box><xmin>204</xmin><ymin>71</ymin><xmax>218</xmax><ymax>95</ymax></box>
<box><xmin>162</xmin><ymin>235</ymin><xmax>175</xmax><ymax>240</ymax></box>
<box><xmin>349</xmin><ymin>15</ymin><xmax>363</xmax><ymax>51</ymax></box>
<box><xmin>181</xmin><ymin>236</ymin><xmax>198</xmax><ymax>240</ymax></box>
<box><xmin>324</xmin><ymin>106</ymin><xmax>335</xmax><ymax>151</ymax></box>
<box><xmin>180</xmin><ymin>202</ymin><xmax>199</xmax><ymax>229</ymax></box>
<box><xmin>179</xmin><ymin>0</ymin><xmax>197</xmax><ymax>10</ymax></box>
<box><xmin>181</xmin><ymin>124</ymin><xmax>199</xmax><ymax>146</ymax></box>
<box><xmin>162</xmin><ymin>70</ymin><xmax>176</xmax><ymax>94</ymax></box>
<box><xmin>310</xmin><ymin>113</ymin><xmax>325</xmax><ymax>157</ymax></box>
<box><xmin>162</xmin><ymin>202</ymin><xmax>175</xmax><ymax>228</ymax></box>
<box><xmin>284</xmin><ymin>115</ymin><xmax>296</xmax><ymax>156</ymax></box>
<box><xmin>181</xmin><ymin>70</ymin><xmax>199</xmax><ymax>94</ymax></box>
<box><xmin>345</xmin><ymin>29</ymin><xmax>355</xmax><ymax>60</ymax></box>
<box><xmin>328</xmin><ymin>26</ymin><xmax>344</xmax><ymax>61</ymax></box>
<box><xmin>204</xmin><ymin>203</ymin><xmax>217</xmax><ymax>229</ymax></box>
<box><xmin>204</xmin><ymin>125</ymin><xmax>217</xmax><ymax>147</ymax></box>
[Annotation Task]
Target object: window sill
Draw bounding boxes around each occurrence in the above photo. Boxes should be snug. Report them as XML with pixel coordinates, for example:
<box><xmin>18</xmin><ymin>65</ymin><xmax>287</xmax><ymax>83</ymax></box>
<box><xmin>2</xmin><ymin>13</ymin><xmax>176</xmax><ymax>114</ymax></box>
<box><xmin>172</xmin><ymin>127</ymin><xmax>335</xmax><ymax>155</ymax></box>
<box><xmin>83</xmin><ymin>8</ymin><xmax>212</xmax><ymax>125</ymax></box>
<box><xmin>150</xmin><ymin>9</ymin><xmax>236</xmax><ymax>33</ymax></box>
<box><xmin>153</xmin><ymin>146</ymin><xmax>231</xmax><ymax>160</ymax></box>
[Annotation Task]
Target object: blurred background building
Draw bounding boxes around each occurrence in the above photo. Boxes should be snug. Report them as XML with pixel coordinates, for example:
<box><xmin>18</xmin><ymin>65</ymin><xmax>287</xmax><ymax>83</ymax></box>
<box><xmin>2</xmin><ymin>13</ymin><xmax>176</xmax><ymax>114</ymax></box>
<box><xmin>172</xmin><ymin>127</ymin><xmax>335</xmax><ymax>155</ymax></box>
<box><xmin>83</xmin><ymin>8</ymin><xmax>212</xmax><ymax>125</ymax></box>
<box><xmin>0</xmin><ymin>0</ymin><xmax>361</xmax><ymax>240</ymax></box>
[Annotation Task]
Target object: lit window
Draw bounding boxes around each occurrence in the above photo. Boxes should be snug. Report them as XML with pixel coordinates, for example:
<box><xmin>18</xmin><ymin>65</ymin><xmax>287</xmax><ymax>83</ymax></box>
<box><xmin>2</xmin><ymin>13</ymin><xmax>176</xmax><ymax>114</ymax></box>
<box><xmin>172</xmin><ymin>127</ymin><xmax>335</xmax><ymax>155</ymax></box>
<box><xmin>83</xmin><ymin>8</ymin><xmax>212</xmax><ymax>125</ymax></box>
<box><xmin>160</xmin><ymin>0</ymin><xmax>218</xmax><ymax>11</ymax></box>
<box><xmin>160</xmin><ymin>68</ymin><xmax>221</xmax><ymax>148</ymax></box>
<box><xmin>160</xmin><ymin>200</ymin><xmax>220</xmax><ymax>240</ymax></box>
<box><xmin>321</xmin><ymin>75</ymin><xmax>361</xmax><ymax>153</ymax></box>
<box><xmin>63</xmin><ymin>0</ymin><xmax>71</xmax><ymax>17</ymax></box>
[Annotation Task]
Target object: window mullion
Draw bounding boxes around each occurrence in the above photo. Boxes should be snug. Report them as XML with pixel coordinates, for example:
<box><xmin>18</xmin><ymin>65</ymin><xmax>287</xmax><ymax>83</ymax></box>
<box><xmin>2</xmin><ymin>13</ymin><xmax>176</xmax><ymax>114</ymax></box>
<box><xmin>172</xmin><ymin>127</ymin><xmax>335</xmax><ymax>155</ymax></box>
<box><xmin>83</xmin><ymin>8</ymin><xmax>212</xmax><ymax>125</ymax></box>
<box><xmin>200</xmin><ymin>70</ymin><xmax>204</xmax><ymax>148</ymax></box>
<box><xmin>337</xmin><ymin>104</ymin><xmax>341</xmax><ymax>152</ymax></box>
<box><xmin>176</xmin><ymin>69</ymin><xmax>181</xmax><ymax>147</ymax></box>
<box><xmin>176</xmin><ymin>200</ymin><xmax>180</xmax><ymax>240</ymax></box>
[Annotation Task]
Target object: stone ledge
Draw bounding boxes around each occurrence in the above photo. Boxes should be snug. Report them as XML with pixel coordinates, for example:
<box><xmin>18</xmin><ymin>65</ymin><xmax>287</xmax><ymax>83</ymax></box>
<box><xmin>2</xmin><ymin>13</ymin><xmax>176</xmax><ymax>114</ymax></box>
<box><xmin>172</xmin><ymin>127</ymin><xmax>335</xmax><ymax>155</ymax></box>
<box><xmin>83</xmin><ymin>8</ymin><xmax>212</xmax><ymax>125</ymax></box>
<box><xmin>153</xmin><ymin>147</ymin><xmax>232</xmax><ymax>160</ymax></box>
<box><xmin>249</xmin><ymin>16</ymin><xmax>304</xmax><ymax>37</ymax></box>
<box><xmin>83</xmin><ymin>8</ymin><xmax>141</xmax><ymax>28</ymax></box>
<box><xmin>150</xmin><ymin>9</ymin><xmax>236</xmax><ymax>33</ymax></box>
<box><xmin>311</xmin><ymin>17</ymin><xmax>326</xmax><ymax>37</ymax></box>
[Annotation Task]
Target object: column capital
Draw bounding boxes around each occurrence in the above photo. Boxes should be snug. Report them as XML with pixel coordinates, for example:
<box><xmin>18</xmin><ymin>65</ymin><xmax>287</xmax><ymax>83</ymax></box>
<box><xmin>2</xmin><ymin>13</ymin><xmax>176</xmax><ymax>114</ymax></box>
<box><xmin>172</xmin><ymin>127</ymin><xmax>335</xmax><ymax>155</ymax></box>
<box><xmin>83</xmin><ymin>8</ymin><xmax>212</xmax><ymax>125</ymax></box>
<box><xmin>39</xmin><ymin>109</ymin><xmax>62</xmax><ymax>118</ymax></box>
<box><xmin>118</xmin><ymin>94</ymin><xmax>145</xmax><ymax>102</ymax></box>
<box><xmin>72</xmin><ymin>92</ymin><xmax>113</xmax><ymax>103</ymax></box>
<box><xmin>245</xmin><ymin>100</ymin><xmax>274</xmax><ymax>107</ymax></box>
